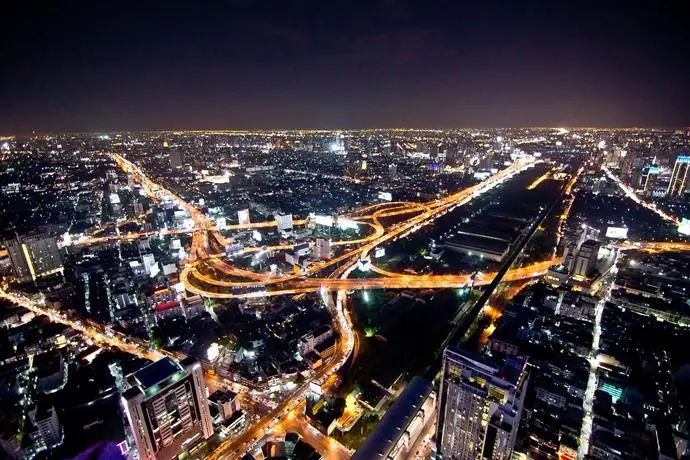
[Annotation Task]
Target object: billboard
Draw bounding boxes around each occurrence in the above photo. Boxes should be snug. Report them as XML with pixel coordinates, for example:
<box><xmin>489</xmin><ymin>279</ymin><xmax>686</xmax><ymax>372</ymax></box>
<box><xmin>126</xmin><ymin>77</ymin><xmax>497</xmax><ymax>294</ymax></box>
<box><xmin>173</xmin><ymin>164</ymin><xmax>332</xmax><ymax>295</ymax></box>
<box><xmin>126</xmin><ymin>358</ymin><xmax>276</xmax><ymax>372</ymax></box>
<box><xmin>605</xmin><ymin>226</ymin><xmax>629</xmax><ymax>239</ymax></box>
<box><xmin>314</xmin><ymin>215</ymin><xmax>334</xmax><ymax>227</ymax></box>
<box><xmin>252</xmin><ymin>230</ymin><xmax>262</xmax><ymax>242</ymax></box>
<box><xmin>374</xmin><ymin>248</ymin><xmax>386</xmax><ymax>258</ymax></box>
<box><xmin>378</xmin><ymin>191</ymin><xmax>392</xmax><ymax>201</ymax></box>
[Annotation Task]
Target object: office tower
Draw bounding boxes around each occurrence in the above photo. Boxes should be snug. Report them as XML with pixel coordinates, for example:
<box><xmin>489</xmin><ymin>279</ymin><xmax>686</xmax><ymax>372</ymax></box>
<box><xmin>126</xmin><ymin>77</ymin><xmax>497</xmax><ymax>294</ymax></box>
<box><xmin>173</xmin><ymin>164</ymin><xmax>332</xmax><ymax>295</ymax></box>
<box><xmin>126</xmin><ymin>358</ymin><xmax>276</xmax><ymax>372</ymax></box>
<box><xmin>237</xmin><ymin>208</ymin><xmax>250</xmax><ymax>226</ymax></box>
<box><xmin>4</xmin><ymin>233</ymin><xmax>63</xmax><ymax>283</ymax></box>
<box><xmin>573</xmin><ymin>239</ymin><xmax>600</xmax><ymax>278</ymax></box>
<box><xmin>389</xmin><ymin>163</ymin><xmax>398</xmax><ymax>180</ymax></box>
<box><xmin>436</xmin><ymin>347</ymin><xmax>528</xmax><ymax>460</ymax></box>
<box><xmin>275</xmin><ymin>213</ymin><xmax>293</xmax><ymax>232</ymax></box>
<box><xmin>121</xmin><ymin>357</ymin><xmax>213</xmax><ymax>460</ymax></box>
<box><xmin>667</xmin><ymin>156</ymin><xmax>690</xmax><ymax>197</ymax></box>
<box><xmin>313</xmin><ymin>238</ymin><xmax>331</xmax><ymax>260</ymax></box>
<box><xmin>641</xmin><ymin>165</ymin><xmax>659</xmax><ymax>196</ymax></box>
<box><xmin>28</xmin><ymin>405</ymin><xmax>62</xmax><ymax>451</ymax></box>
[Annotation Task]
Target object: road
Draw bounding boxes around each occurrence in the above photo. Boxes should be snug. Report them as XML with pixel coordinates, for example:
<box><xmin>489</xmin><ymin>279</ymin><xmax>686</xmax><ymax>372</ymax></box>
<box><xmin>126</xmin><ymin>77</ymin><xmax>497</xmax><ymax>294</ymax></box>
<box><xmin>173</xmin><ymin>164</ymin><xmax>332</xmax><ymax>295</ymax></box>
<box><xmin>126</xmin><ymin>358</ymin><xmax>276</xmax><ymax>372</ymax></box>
<box><xmin>602</xmin><ymin>165</ymin><xmax>679</xmax><ymax>225</ymax></box>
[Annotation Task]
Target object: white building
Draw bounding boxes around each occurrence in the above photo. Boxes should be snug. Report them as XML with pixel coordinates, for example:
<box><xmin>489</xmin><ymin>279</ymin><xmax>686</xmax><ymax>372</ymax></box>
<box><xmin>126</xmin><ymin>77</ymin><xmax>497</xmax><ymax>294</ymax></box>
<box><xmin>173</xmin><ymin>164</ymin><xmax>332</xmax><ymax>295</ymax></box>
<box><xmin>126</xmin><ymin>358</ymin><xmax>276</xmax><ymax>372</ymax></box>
<box><xmin>238</xmin><ymin>208</ymin><xmax>250</xmax><ymax>226</ymax></box>
<box><xmin>297</xmin><ymin>325</ymin><xmax>333</xmax><ymax>356</ymax></box>
<box><xmin>141</xmin><ymin>253</ymin><xmax>157</xmax><ymax>276</ymax></box>
<box><xmin>121</xmin><ymin>358</ymin><xmax>213</xmax><ymax>460</ymax></box>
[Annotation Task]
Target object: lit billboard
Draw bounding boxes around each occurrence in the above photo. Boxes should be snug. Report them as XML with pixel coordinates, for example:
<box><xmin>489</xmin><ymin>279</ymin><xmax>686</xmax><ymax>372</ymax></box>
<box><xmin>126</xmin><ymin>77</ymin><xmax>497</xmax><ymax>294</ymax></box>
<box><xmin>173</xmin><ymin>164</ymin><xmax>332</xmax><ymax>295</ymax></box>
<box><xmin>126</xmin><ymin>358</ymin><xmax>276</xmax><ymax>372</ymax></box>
<box><xmin>605</xmin><ymin>226</ymin><xmax>629</xmax><ymax>239</ymax></box>
<box><xmin>313</xmin><ymin>215</ymin><xmax>334</xmax><ymax>227</ymax></box>
<box><xmin>378</xmin><ymin>191</ymin><xmax>392</xmax><ymax>201</ymax></box>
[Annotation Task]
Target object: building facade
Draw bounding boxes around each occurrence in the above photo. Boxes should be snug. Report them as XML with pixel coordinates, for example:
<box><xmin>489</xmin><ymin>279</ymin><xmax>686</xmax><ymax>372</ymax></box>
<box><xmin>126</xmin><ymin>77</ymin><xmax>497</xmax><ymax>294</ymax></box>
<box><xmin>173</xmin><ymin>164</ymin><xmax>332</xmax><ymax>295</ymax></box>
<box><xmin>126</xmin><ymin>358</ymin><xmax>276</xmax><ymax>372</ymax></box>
<box><xmin>4</xmin><ymin>233</ymin><xmax>63</xmax><ymax>283</ymax></box>
<box><xmin>436</xmin><ymin>347</ymin><xmax>528</xmax><ymax>460</ymax></box>
<box><xmin>121</xmin><ymin>357</ymin><xmax>213</xmax><ymax>460</ymax></box>
<box><xmin>667</xmin><ymin>155</ymin><xmax>690</xmax><ymax>197</ymax></box>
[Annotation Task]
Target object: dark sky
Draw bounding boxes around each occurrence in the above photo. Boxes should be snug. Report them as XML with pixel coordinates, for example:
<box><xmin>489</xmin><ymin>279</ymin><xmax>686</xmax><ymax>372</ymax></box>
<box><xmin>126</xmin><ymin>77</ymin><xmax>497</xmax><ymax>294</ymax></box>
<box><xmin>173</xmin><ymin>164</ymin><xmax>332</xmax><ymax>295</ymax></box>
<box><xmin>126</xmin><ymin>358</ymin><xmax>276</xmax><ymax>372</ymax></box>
<box><xmin>1</xmin><ymin>1</ymin><xmax>689</xmax><ymax>133</ymax></box>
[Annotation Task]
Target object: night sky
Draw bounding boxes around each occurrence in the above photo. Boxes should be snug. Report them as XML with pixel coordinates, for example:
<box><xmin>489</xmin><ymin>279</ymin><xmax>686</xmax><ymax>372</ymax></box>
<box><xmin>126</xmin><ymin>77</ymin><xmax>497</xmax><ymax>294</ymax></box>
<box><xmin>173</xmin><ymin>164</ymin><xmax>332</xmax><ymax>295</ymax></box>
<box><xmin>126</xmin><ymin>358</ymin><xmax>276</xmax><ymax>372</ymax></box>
<box><xmin>2</xmin><ymin>1</ymin><xmax>689</xmax><ymax>133</ymax></box>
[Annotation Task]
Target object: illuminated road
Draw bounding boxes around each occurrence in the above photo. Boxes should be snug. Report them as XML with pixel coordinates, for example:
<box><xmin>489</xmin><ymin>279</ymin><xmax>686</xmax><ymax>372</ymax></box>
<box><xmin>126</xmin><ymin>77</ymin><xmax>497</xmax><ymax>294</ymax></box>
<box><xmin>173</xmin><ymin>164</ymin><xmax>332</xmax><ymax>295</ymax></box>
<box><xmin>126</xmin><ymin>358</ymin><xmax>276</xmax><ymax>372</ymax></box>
<box><xmin>615</xmin><ymin>241</ymin><xmax>690</xmax><ymax>253</ymax></box>
<box><xmin>602</xmin><ymin>165</ymin><xmax>679</xmax><ymax>225</ymax></box>
<box><xmin>181</xmin><ymin>157</ymin><xmax>540</xmax><ymax>297</ymax></box>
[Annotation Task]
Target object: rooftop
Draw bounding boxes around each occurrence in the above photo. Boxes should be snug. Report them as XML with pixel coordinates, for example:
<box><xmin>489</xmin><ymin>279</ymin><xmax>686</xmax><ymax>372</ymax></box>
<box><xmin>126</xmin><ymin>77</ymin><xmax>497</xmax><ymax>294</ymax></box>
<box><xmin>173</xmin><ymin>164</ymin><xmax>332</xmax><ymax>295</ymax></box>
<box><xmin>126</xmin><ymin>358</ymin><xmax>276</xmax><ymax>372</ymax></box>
<box><xmin>131</xmin><ymin>357</ymin><xmax>183</xmax><ymax>390</ymax></box>
<box><xmin>352</xmin><ymin>376</ymin><xmax>433</xmax><ymax>460</ymax></box>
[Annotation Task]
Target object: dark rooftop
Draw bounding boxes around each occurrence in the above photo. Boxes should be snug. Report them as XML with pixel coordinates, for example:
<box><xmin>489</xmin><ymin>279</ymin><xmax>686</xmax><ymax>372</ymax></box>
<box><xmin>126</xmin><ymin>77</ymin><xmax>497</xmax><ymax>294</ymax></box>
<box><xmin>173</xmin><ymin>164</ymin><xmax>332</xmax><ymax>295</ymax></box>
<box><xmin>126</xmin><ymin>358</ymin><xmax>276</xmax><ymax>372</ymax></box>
<box><xmin>132</xmin><ymin>357</ymin><xmax>182</xmax><ymax>390</ymax></box>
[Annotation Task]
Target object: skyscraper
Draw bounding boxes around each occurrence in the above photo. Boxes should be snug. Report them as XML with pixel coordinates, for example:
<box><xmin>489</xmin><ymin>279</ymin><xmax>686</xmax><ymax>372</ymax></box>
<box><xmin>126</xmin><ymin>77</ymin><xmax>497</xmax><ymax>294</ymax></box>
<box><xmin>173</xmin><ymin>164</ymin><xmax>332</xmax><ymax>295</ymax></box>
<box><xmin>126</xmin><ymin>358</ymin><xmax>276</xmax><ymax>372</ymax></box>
<box><xmin>121</xmin><ymin>357</ymin><xmax>213</xmax><ymax>460</ymax></box>
<box><xmin>436</xmin><ymin>347</ymin><xmax>528</xmax><ymax>460</ymax></box>
<box><xmin>573</xmin><ymin>239</ymin><xmax>600</xmax><ymax>278</ymax></box>
<box><xmin>4</xmin><ymin>233</ymin><xmax>63</xmax><ymax>283</ymax></box>
<box><xmin>641</xmin><ymin>165</ymin><xmax>659</xmax><ymax>196</ymax></box>
<box><xmin>667</xmin><ymin>155</ymin><xmax>690</xmax><ymax>197</ymax></box>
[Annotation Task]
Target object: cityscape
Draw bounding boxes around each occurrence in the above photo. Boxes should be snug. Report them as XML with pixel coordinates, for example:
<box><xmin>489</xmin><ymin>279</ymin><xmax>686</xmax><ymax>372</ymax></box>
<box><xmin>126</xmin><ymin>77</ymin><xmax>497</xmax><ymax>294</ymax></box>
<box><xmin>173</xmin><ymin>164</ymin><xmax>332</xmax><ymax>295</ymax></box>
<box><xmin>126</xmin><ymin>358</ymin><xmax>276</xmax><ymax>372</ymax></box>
<box><xmin>1</xmin><ymin>129</ymin><xmax>690</xmax><ymax>460</ymax></box>
<box><xmin>2</xmin><ymin>2</ymin><xmax>690</xmax><ymax>460</ymax></box>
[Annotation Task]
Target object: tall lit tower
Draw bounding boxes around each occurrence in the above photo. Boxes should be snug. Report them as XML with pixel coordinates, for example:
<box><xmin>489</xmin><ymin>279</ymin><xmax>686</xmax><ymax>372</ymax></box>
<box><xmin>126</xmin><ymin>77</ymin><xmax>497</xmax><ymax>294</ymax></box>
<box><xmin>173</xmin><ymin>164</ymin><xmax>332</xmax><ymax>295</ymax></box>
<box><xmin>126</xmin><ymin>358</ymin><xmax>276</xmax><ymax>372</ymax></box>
<box><xmin>121</xmin><ymin>357</ymin><xmax>213</xmax><ymax>460</ymax></box>
<box><xmin>436</xmin><ymin>347</ymin><xmax>528</xmax><ymax>460</ymax></box>
<box><xmin>667</xmin><ymin>155</ymin><xmax>690</xmax><ymax>197</ymax></box>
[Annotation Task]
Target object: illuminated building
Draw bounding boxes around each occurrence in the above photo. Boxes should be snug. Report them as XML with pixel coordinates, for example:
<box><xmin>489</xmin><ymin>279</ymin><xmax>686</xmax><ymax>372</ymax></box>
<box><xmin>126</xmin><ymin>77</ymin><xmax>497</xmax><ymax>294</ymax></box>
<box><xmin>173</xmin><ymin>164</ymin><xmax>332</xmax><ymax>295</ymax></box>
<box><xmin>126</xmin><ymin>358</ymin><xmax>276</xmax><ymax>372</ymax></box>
<box><xmin>572</xmin><ymin>240</ymin><xmax>600</xmax><ymax>278</ymax></box>
<box><xmin>4</xmin><ymin>233</ymin><xmax>63</xmax><ymax>283</ymax></box>
<box><xmin>121</xmin><ymin>357</ymin><xmax>213</xmax><ymax>460</ymax></box>
<box><xmin>436</xmin><ymin>347</ymin><xmax>528</xmax><ymax>460</ymax></box>
<box><xmin>667</xmin><ymin>156</ymin><xmax>690</xmax><ymax>197</ymax></box>
<box><xmin>237</xmin><ymin>208</ymin><xmax>250</xmax><ymax>225</ymax></box>
<box><xmin>28</xmin><ymin>405</ymin><xmax>63</xmax><ymax>452</ymax></box>
<box><xmin>641</xmin><ymin>165</ymin><xmax>659</xmax><ymax>196</ymax></box>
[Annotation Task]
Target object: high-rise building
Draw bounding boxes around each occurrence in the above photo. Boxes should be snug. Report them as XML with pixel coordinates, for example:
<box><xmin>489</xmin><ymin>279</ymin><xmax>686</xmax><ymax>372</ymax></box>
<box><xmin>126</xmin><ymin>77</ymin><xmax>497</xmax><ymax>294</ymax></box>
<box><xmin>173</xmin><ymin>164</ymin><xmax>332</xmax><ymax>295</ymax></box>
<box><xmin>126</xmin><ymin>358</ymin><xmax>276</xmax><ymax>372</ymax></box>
<box><xmin>28</xmin><ymin>405</ymin><xmax>62</xmax><ymax>451</ymax></box>
<box><xmin>641</xmin><ymin>165</ymin><xmax>659</xmax><ymax>196</ymax></box>
<box><xmin>121</xmin><ymin>357</ymin><xmax>213</xmax><ymax>460</ymax></box>
<box><xmin>667</xmin><ymin>155</ymin><xmax>690</xmax><ymax>197</ymax></box>
<box><xmin>237</xmin><ymin>208</ymin><xmax>250</xmax><ymax>226</ymax></box>
<box><xmin>275</xmin><ymin>213</ymin><xmax>293</xmax><ymax>232</ymax></box>
<box><xmin>313</xmin><ymin>238</ymin><xmax>331</xmax><ymax>260</ymax></box>
<box><xmin>573</xmin><ymin>240</ymin><xmax>600</xmax><ymax>278</ymax></box>
<box><xmin>4</xmin><ymin>233</ymin><xmax>63</xmax><ymax>283</ymax></box>
<box><xmin>389</xmin><ymin>163</ymin><xmax>398</xmax><ymax>180</ymax></box>
<box><xmin>436</xmin><ymin>347</ymin><xmax>528</xmax><ymax>460</ymax></box>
